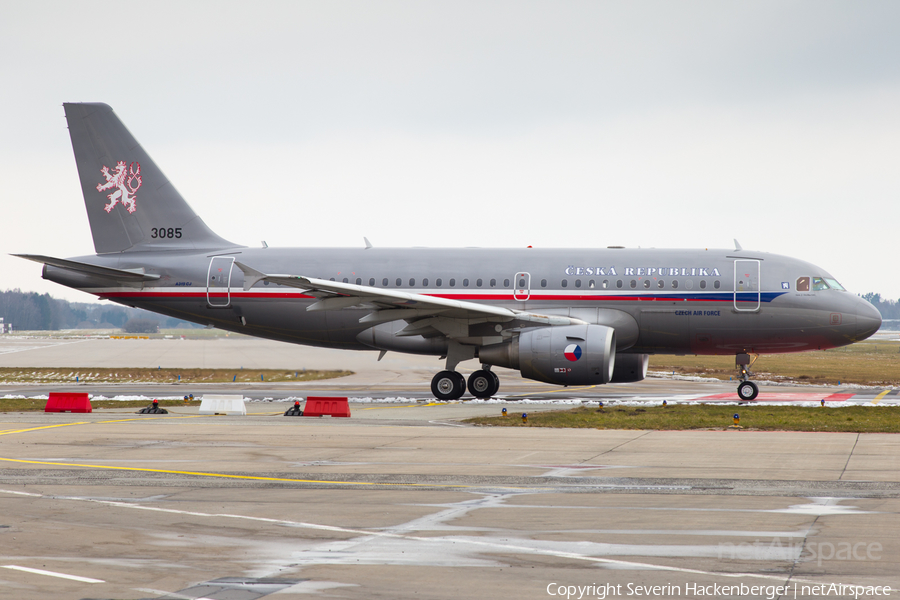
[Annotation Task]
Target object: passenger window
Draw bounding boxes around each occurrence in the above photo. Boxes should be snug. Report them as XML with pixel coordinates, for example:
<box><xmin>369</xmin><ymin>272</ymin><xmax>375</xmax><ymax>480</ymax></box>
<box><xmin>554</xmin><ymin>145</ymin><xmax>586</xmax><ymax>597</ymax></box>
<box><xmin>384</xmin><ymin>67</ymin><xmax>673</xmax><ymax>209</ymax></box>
<box><xmin>812</xmin><ymin>277</ymin><xmax>829</xmax><ymax>291</ymax></box>
<box><xmin>436</xmin><ymin>278</ymin><xmax>442</xmax><ymax>287</ymax></box>
<box><xmin>672</xmin><ymin>280</ymin><xmax>678</xmax><ymax>289</ymax></box>
<box><xmin>504</xmin><ymin>279</ymin><xmax>510</xmax><ymax>287</ymax></box>
<box><xmin>630</xmin><ymin>280</ymin><xmax>637</xmax><ymax>289</ymax></box>
<box><xmin>700</xmin><ymin>280</ymin><xmax>707</xmax><ymax>290</ymax></box>
<box><xmin>518</xmin><ymin>277</ymin><xmax>525</xmax><ymax>287</ymax></box>
<box><xmin>589</xmin><ymin>280</ymin><xmax>595</xmax><ymax>289</ymax></box>
<box><xmin>562</xmin><ymin>279</ymin><xmax>568</xmax><ymax>288</ymax></box>
<box><xmin>476</xmin><ymin>279</ymin><xmax>482</xmax><ymax>287</ymax></box>
<box><xmin>714</xmin><ymin>280</ymin><xmax>720</xmax><ymax>289</ymax></box>
<box><xmin>541</xmin><ymin>279</ymin><xmax>547</xmax><ymax>288</ymax></box>
<box><xmin>330</xmin><ymin>278</ymin><xmax>335</xmax><ymax>281</ymax></box>
<box><xmin>463</xmin><ymin>278</ymin><xmax>469</xmax><ymax>287</ymax></box>
<box><xmin>409</xmin><ymin>278</ymin><xmax>415</xmax><ymax>286</ymax></box>
<box><xmin>602</xmin><ymin>280</ymin><xmax>609</xmax><ymax>289</ymax></box>
<box><xmin>616</xmin><ymin>280</ymin><xmax>623</xmax><ymax>289</ymax></box>
<box><xmin>657</xmin><ymin>280</ymin><xmax>664</xmax><ymax>289</ymax></box>
<box><xmin>342</xmin><ymin>278</ymin><xmax>348</xmax><ymax>283</ymax></box>
<box><xmin>369</xmin><ymin>278</ymin><xmax>375</xmax><ymax>286</ymax></box>
<box><xmin>396</xmin><ymin>278</ymin><xmax>402</xmax><ymax>286</ymax></box>
<box><xmin>490</xmin><ymin>279</ymin><xmax>496</xmax><ymax>287</ymax></box>
<box><xmin>685</xmin><ymin>279</ymin><xmax>693</xmax><ymax>290</ymax></box>
<box><xmin>423</xmin><ymin>278</ymin><xmax>429</xmax><ymax>286</ymax></box>
<box><xmin>643</xmin><ymin>280</ymin><xmax>650</xmax><ymax>289</ymax></box>
<box><xmin>449</xmin><ymin>278</ymin><xmax>456</xmax><ymax>287</ymax></box>
<box><xmin>575</xmin><ymin>280</ymin><xmax>582</xmax><ymax>288</ymax></box>
<box><xmin>356</xmin><ymin>278</ymin><xmax>361</xmax><ymax>285</ymax></box>
<box><xmin>796</xmin><ymin>277</ymin><xmax>810</xmax><ymax>292</ymax></box>
<box><xmin>382</xmin><ymin>278</ymin><xmax>388</xmax><ymax>286</ymax></box>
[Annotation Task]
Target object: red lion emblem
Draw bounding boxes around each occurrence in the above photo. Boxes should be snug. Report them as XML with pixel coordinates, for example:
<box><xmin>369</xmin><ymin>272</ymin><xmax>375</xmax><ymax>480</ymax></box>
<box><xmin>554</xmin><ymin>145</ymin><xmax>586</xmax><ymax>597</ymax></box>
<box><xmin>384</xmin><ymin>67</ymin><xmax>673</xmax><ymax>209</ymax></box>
<box><xmin>96</xmin><ymin>161</ymin><xmax>142</xmax><ymax>214</ymax></box>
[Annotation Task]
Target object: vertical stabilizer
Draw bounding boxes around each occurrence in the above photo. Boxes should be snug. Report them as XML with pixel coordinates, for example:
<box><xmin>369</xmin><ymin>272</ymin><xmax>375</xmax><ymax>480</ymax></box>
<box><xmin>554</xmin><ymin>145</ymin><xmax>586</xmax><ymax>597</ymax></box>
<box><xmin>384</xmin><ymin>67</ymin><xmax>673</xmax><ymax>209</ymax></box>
<box><xmin>64</xmin><ymin>103</ymin><xmax>238</xmax><ymax>254</ymax></box>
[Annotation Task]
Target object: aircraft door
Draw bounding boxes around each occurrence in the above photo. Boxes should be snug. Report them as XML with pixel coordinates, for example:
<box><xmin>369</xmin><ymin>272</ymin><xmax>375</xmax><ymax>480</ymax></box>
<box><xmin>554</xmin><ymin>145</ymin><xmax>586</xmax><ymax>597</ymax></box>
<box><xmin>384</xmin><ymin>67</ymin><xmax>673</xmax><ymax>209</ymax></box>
<box><xmin>734</xmin><ymin>260</ymin><xmax>760</xmax><ymax>312</ymax></box>
<box><xmin>207</xmin><ymin>256</ymin><xmax>234</xmax><ymax>307</ymax></box>
<box><xmin>513</xmin><ymin>272</ymin><xmax>531</xmax><ymax>301</ymax></box>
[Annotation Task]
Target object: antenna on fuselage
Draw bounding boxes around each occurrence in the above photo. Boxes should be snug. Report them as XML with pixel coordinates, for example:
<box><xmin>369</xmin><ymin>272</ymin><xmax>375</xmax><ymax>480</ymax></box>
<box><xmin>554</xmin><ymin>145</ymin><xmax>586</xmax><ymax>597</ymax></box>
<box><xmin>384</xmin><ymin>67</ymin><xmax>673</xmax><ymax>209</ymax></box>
<box><xmin>733</xmin><ymin>239</ymin><xmax>743</xmax><ymax>251</ymax></box>
<box><xmin>364</xmin><ymin>237</ymin><xmax>373</xmax><ymax>249</ymax></box>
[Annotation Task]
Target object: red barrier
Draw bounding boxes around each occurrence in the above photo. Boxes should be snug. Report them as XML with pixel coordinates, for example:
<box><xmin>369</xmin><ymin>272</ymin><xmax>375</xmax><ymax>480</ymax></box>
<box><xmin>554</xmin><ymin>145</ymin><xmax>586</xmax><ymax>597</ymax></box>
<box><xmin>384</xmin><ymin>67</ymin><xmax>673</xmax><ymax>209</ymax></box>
<box><xmin>303</xmin><ymin>396</ymin><xmax>350</xmax><ymax>417</ymax></box>
<box><xmin>45</xmin><ymin>392</ymin><xmax>92</xmax><ymax>413</ymax></box>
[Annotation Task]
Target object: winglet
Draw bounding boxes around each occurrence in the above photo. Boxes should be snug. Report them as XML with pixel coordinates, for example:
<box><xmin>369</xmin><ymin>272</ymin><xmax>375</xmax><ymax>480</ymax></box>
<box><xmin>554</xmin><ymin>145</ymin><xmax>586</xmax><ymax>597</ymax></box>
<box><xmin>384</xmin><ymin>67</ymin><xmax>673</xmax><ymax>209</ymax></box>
<box><xmin>733</xmin><ymin>239</ymin><xmax>743</xmax><ymax>251</ymax></box>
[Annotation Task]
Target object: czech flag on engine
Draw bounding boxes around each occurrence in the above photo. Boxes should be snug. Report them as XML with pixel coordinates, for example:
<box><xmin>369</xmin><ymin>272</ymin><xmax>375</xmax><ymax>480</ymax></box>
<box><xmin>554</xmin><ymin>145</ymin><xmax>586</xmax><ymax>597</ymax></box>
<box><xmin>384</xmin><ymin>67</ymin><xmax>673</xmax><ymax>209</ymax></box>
<box><xmin>564</xmin><ymin>344</ymin><xmax>582</xmax><ymax>362</ymax></box>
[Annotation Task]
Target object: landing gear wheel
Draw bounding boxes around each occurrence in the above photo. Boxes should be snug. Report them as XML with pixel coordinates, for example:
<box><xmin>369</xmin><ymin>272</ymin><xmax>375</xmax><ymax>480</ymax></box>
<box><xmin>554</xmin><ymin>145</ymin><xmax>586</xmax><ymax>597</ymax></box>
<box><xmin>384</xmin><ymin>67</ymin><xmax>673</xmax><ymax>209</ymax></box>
<box><xmin>432</xmin><ymin>370</ymin><xmax>465</xmax><ymax>400</ymax></box>
<box><xmin>737</xmin><ymin>380</ymin><xmax>759</xmax><ymax>401</ymax></box>
<box><xmin>468</xmin><ymin>370</ymin><xmax>500</xmax><ymax>399</ymax></box>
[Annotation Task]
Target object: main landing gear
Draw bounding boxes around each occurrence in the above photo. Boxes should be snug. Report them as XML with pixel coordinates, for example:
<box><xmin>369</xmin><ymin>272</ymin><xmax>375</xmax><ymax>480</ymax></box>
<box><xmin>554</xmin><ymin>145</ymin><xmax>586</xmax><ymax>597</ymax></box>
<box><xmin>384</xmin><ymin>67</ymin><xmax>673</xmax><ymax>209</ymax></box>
<box><xmin>735</xmin><ymin>353</ymin><xmax>759</xmax><ymax>401</ymax></box>
<box><xmin>430</xmin><ymin>367</ymin><xmax>500</xmax><ymax>401</ymax></box>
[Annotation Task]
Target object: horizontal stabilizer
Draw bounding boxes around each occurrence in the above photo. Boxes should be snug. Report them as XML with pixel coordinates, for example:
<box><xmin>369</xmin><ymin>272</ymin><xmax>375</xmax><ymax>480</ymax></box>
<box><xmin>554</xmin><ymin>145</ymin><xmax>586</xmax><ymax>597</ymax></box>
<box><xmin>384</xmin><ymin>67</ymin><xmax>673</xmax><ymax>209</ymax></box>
<box><xmin>12</xmin><ymin>254</ymin><xmax>160</xmax><ymax>282</ymax></box>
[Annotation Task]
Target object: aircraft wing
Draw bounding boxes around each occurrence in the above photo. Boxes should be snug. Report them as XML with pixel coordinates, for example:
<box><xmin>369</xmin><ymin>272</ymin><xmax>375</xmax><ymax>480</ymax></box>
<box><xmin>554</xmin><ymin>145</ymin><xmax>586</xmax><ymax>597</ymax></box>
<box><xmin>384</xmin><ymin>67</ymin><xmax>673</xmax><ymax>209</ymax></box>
<box><xmin>234</xmin><ymin>262</ymin><xmax>580</xmax><ymax>333</ymax></box>
<box><xmin>13</xmin><ymin>254</ymin><xmax>161</xmax><ymax>282</ymax></box>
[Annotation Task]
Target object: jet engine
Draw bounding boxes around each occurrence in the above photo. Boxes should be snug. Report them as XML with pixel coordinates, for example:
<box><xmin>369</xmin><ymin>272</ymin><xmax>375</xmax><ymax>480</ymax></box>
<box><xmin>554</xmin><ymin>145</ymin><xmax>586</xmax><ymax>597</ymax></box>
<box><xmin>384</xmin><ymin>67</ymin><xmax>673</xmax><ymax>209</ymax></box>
<box><xmin>479</xmin><ymin>324</ymin><xmax>616</xmax><ymax>386</ymax></box>
<box><xmin>610</xmin><ymin>353</ymin><xmax>649</xmax><ymax>383</ymax></box>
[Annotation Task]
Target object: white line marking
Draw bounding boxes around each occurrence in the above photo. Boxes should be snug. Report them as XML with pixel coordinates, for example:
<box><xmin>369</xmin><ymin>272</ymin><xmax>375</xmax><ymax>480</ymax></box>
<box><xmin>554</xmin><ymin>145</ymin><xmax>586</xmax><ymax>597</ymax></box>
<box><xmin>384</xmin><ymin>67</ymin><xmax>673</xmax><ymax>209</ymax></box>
<box><xmin>2</xmin><ymin>564</ymin><xmax>104</xmax><ymax>583</ymax></box>
<box><xmin>0</xmin><ymin>339</ymin><xmax>88</xmax><ymax>356</ymax></box>
<box><xmin>0</xmin><ymin>488</ymin><xmax>825</xmax><ymax>584</ymax></box>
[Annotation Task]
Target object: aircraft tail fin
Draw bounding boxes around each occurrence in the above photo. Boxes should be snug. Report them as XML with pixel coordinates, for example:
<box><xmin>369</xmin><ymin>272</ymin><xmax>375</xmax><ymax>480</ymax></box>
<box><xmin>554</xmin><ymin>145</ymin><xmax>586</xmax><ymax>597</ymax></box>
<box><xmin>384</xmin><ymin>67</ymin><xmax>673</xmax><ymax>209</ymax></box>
<box><xmin>63</xmin><ymin>103</ymin><xmax>238</xmax><ymax>254</ymax></box>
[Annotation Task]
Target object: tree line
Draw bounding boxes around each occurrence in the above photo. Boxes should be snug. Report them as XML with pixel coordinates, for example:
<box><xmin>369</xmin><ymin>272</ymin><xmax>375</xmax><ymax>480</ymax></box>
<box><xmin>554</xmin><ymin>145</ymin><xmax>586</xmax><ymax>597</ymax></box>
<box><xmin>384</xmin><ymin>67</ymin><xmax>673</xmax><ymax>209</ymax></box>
<box><xmin>861</xmin><ymin>293</ymin><xmax>900</xmax><ymax>321</ymax></box>
<box><xmin>0</xmin><ymin>289</ymin><xmax>198</xmax><ymax>332</ymax></box>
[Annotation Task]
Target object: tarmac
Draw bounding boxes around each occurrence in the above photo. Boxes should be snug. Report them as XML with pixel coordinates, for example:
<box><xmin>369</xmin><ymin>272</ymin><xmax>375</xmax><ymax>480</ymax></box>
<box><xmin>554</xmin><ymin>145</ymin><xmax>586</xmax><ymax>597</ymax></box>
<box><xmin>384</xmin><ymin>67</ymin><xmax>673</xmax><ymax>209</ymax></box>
<box><xmin>0</xmin><ymin>335</ymin><xmax>898</xmax><ymax>599</ymax></box>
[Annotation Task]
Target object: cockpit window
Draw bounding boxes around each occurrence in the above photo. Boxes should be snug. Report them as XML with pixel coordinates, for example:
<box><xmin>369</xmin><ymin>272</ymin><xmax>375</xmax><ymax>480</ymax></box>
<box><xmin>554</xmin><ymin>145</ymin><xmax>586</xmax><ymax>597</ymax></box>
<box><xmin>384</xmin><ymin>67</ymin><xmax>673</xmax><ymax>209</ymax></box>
<box><xmin>812</xmin><ymin>277</ymin><xmax>830</xmax><ymax>291</ymax></box>
<box><xmin>825</xmin><ymin>278</ymin><xmax>845</xmax><ymax>291</ymax></box>
<box><xmin>796</xmin><ymin>277</ymin><xmax>810</xmax><ymax>292</ymax></box>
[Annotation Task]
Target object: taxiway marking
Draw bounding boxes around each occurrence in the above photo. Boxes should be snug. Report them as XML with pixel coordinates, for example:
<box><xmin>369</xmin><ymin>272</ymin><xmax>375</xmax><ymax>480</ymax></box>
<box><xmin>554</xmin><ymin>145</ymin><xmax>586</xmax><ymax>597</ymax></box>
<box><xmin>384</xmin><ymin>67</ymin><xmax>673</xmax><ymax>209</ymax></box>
<box><xmin>2</xmin><ymin>564</ymin><xmax>104</xmax><ymax>583</ymax></box>
<box><xmin>872</xmin><ymin>390</ymin><xmax>891</xmax><ymax>404</ymax></box>
<box><xmin>0</xmin><ymin>488</ymin><xmax>839</xmax><ymax>586</ymax></box>
<box><xmin>0</xmin><ymin>456</ymin><xmax>492</xmax><ymax>489</ymax></box>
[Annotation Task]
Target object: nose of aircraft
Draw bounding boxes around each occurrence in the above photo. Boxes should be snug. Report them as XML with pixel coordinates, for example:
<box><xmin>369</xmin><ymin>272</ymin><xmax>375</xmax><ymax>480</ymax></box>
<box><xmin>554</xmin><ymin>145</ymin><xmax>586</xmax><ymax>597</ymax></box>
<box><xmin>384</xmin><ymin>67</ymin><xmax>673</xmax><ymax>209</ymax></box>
<box><xmin>855</xmin><ymin>297</ymin><xmax>883</xmax><ymax>341</ymax></box>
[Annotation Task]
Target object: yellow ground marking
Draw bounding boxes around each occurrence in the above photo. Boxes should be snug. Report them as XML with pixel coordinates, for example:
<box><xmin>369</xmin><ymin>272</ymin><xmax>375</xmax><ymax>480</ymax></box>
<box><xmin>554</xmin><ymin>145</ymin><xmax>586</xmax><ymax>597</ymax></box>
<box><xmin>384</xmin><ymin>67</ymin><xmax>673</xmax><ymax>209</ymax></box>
<box><xmin>0</xmin><ymin>415</ymin><xmax>210</xmax><ymax>437</ymax></box>
<box><xmin>0</xmin><ymin>414</ymin><xmax>494</xmax><ymax>489</ymax></box>
<box><xmin>0</xmin><ymin>422</ymin><xmax>91</xmax><ymax>436</ymax></box>
<box><xmin>0</xmin><ymin>456</ymin><xmax>483</xmax><ymax>488</ymax></box>
<box><xmin>506</xmin><ymin>385</ymin><xmax>598</xmax><ymax>398</ymax></box>
<box><xmin>871</xmin><ymin>390</ymin><xmax>891</xmax><ymax>405</ymax></box>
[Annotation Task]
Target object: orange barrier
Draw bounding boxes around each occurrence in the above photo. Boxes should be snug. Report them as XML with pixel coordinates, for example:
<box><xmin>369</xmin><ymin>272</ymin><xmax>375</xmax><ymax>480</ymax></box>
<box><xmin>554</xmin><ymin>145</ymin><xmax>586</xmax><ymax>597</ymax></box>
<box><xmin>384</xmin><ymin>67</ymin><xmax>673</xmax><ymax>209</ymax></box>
<box><xmin>45</xmin><ymin>392</ymin><xmax>92</xmax><ymax>413</ymax></box>
<box><xmin>303</xmin><ymin>396</ymin><xmax>350</xmax><ymax>417</ymax></box>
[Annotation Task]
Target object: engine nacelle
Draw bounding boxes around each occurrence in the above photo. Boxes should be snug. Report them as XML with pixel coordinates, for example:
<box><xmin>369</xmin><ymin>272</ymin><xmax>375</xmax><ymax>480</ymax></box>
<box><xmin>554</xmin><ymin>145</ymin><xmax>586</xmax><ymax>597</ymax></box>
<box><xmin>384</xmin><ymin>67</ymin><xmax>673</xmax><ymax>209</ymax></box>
<box><xmin>479</xmin><ymin>324</ymin><xmax>616</xmax><ymax>386</ymax></box>
<box><xmin>610</xmin><ymin>353</ymin><xmax>649</xmax><ymax>383</ymax></box>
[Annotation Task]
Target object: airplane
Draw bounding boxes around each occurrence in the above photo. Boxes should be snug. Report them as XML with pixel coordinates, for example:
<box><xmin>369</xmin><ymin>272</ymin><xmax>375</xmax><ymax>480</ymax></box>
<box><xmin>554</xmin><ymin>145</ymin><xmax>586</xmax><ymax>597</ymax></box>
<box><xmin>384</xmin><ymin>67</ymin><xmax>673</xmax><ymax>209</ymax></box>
<box><xmin>15</xmin><ymin>103</ymin><xmax>883</xmax><ymax>401</ymax></box>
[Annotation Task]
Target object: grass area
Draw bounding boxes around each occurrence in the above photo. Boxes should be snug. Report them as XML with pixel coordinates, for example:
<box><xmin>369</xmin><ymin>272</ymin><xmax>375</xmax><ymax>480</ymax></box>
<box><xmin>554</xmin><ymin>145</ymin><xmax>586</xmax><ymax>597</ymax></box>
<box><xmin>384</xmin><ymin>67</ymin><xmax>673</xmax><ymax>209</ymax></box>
<box><xmin>0</xmin><ymin>398</ymin><xmax>202</xmax><ymax>412</ymax></box>
<box><xmin>466</xmin><ymin>404</ymin><xmax>900</xmax><ymax>433</ymax></box>
<box><xmin>650</xmin><ymin>339</ymin><xmax>900</xmax><ymax>386</ymax></box>
<box><xmin>0</xmin><ymin>367</ymin><xmax>351</xmax><ymax>384</ymax></box>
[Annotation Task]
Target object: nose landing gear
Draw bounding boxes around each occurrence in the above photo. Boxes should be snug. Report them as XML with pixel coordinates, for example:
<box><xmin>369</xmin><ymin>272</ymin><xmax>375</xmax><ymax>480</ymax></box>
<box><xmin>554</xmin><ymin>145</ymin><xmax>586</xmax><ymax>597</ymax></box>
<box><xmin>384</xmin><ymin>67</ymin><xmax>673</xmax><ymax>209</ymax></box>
<box><xmin>735</xmin><ymin>353</ymin><xmax>759</xmax><ymax>401</ymax></box>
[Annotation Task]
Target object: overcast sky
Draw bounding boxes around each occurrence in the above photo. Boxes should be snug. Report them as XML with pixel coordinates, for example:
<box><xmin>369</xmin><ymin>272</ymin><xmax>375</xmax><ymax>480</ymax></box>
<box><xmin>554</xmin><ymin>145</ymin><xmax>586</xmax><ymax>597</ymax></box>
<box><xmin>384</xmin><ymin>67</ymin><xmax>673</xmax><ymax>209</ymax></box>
<box><xmin>2</xmin><ymin>1</ymin><xmax>899</xmax><ymax>302</ymax></box>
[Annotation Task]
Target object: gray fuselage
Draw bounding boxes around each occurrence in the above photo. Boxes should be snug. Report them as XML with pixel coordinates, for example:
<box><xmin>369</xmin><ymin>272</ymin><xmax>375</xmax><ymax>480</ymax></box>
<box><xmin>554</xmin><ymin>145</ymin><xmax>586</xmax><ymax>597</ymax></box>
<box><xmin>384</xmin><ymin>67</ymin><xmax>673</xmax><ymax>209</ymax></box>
<box><xmin>44</xmin><ymin>245</ymin><xmax>882</xmax><ymax>357</ymax></box>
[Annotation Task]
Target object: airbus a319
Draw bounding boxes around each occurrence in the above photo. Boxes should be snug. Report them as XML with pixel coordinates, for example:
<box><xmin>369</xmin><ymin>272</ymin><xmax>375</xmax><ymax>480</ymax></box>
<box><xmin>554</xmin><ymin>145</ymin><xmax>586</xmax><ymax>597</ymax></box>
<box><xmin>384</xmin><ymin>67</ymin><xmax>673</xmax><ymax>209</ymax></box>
<box><xmin>16</xmin><ymin>103</ymin><xmax>883</xmax><ymax>401</ymax></box>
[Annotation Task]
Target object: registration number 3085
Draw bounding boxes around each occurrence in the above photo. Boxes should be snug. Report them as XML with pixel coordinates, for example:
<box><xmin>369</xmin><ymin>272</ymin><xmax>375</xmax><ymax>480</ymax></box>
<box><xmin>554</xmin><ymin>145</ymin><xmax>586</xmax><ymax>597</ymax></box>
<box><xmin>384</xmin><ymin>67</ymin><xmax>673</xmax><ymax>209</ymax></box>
<box><xmin>151</xmin><ymin>227</ymin><xmax>182</xmax><ymax>239</ymax></box>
